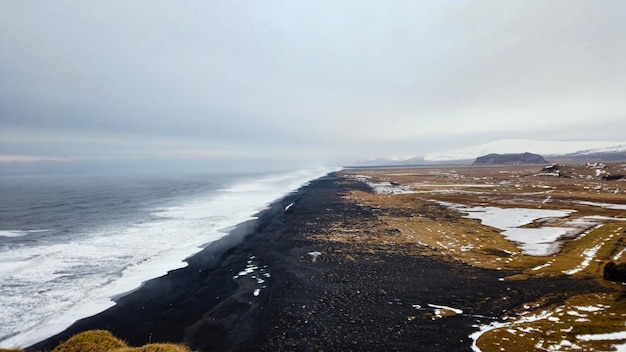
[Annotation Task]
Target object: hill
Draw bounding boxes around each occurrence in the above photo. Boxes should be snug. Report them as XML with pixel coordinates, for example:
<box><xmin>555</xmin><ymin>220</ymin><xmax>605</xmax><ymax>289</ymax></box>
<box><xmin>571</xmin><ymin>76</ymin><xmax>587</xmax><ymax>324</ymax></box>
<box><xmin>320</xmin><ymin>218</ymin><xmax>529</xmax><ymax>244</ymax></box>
<box><xmin>424</xmin><ymin>140</ymin><xmax>626</xmax><ymax>162</ymax></box>
<box><xmin>349</xmin><ymin>140</ymin><xmax>626</xmax><ymax>167</ymax></box>
<box><xmin>473</xmin><ymin>152</ymin><xmax>548</xmax><ymax>165</ymax></box>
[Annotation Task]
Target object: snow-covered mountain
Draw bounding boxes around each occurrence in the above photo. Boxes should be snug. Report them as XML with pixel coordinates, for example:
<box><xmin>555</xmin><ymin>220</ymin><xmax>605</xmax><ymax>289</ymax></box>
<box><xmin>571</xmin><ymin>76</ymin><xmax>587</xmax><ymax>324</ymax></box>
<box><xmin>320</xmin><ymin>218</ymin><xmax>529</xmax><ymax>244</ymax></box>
<box><xmin>352</xmin><ymin>156</ymin><xmax>427</xmax><ymax>167</ymax></box>
<box><xmin>424</xmin><ymin>140</ymin><xmax>626</xmax><ymax>161</ymax></box>
<box><xmin>350</xmin><ymin>140</ymin><xmax>626</xmax><ymax>167</ymax></box>
<box><xmin>574</xmin><ymin>144</ymin><xmax>626</xmax><ymax>155</ymax></box>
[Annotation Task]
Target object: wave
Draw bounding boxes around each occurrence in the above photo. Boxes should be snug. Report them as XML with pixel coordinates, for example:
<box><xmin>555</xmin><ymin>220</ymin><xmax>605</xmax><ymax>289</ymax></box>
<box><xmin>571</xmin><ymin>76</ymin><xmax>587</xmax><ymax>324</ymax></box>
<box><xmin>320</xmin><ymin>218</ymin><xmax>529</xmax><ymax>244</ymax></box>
<box><xmin>0</xmin><ymin>167</ymin><xmax>337</xmax><ymax>349</ymax></box>
<box><xmin>0</xmin><ymin>230</ymin><xmax>50</xmax><ymax>238</ymax></box>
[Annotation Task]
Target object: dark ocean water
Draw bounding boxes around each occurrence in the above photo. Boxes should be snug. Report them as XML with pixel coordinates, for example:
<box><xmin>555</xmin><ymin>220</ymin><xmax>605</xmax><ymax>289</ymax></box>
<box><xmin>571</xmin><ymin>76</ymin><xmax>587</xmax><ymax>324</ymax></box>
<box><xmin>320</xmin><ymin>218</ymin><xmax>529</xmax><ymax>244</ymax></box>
<box><xmin>0</xmin><ymin>168</ymin><xmax>334</xmax><ymax>348</ymax></box>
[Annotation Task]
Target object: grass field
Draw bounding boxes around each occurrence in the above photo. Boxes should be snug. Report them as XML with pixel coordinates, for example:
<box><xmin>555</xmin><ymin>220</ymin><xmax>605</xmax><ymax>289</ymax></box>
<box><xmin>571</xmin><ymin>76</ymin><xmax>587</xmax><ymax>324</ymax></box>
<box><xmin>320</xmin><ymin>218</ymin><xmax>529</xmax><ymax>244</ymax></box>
<box><xmin>338</xmin><ymin>164</ymin><xmax>626</xmax><ymax>351</ymax></box>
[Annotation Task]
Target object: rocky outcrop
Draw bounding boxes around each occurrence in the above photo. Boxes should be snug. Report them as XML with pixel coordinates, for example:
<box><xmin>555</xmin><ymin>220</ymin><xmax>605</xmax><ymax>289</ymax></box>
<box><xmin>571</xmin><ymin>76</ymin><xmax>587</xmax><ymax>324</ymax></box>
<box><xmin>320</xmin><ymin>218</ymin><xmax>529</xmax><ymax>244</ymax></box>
<box><xmin>473</xmin><ymin>152</ymin><xmax>548</xmax><ymax>165</ymax></box>
<box><xmin>603</xmin><ymin>261</ymin><xmax>626</xmax><ymax>282</ymax></box>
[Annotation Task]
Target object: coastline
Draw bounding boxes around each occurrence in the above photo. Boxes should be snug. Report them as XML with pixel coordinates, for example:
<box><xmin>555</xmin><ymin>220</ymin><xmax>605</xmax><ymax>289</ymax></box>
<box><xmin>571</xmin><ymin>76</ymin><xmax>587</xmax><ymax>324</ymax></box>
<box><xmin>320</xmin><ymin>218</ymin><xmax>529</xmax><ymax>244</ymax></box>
<box><xmin>29</xmin><ymin>171</ymin><xmax>324</xmax><ymax>351</ymax></box>
<box><xmin>30</xmin><ymin>170</ymin><xmax>611</xmax><ymax>351</ymax></box>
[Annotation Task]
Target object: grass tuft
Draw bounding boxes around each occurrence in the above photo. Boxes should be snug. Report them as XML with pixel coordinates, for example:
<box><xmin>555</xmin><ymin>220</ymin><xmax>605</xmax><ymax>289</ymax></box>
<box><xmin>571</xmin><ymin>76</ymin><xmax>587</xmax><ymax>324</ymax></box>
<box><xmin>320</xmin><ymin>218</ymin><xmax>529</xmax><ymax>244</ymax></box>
<box><xmin>49</xmin><ymin>330</ymin><xmax>191</xmax><ymax>352</ymax></box>
<box><xmin>115</xmin><ymin>344</ymin><xmax>191</xmax><ymax>352</ymax></box>
<box><xmin>52</xmin><ymin>330</ymin><xmax>127</xmax><ymax>352</ymax></box>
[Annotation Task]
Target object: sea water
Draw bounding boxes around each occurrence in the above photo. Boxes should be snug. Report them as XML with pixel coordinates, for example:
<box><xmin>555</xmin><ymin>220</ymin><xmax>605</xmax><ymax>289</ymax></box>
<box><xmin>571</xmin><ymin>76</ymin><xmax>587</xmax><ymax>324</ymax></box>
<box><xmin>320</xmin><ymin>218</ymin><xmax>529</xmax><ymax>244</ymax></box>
<box><xmin>0</xmin><ymin>168</ymin><xmax>334</xmax><ymax>348</ymax></box>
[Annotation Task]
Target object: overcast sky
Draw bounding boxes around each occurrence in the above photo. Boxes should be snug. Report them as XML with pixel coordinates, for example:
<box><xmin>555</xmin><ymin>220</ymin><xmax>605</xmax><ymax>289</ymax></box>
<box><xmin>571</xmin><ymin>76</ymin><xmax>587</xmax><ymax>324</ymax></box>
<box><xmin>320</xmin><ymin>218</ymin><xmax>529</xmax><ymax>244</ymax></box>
<box><xmin>1</xmin><ymin>1</ymin><xmax>625</xmax><ymax>172</ymax></box>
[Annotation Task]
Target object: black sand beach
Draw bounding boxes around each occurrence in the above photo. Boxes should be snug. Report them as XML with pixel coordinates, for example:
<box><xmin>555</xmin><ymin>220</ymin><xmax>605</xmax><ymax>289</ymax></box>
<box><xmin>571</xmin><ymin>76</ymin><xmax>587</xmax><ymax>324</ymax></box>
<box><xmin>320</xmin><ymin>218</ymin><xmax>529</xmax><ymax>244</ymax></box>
<box><xmin>31</xmin><ymin>173</ymin><xmax>600</xmax><ymax>352</ymax></box>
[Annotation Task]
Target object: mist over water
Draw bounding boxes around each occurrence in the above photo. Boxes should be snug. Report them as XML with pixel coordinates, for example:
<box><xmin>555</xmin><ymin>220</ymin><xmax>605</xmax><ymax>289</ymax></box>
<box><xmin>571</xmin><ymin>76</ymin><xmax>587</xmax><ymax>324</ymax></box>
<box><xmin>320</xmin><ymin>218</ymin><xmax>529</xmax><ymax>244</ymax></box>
<box><xmin>0</xmin><ymin>167</ymin><xmax>334</xmax><ymax>348</ymax></box>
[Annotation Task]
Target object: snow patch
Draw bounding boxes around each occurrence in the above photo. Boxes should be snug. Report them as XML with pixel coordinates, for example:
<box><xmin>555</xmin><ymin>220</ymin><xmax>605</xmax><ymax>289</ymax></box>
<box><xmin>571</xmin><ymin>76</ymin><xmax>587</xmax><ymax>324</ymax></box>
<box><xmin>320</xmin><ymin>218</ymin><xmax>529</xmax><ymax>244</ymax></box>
<box><xmin>439</xmin><ymin>202</ymin><xmax>576</xmax><ymax>256</ymax></box>
<box><xmin>308</xmin><ymin>251</ymin><xmax>322</xmax><ymax>263</ymax></box>
<box><xmin>577</xmin><ymin>201</ymin><xmax>626</xmax><ymax>210</ymax></box>
<box><xmin>428</xmin><ymin>303</ymin><xmax>463</xmax><ymax>315</ymax></box>
<box><xmin>577</xmin><ymin>331</ymin><xmax>626</xmax><ymax>341</ymax></box>
<box><xmin>562</xmin><ymin>243</ymin><xmax>603</xmax><ymax>275</ymax></box>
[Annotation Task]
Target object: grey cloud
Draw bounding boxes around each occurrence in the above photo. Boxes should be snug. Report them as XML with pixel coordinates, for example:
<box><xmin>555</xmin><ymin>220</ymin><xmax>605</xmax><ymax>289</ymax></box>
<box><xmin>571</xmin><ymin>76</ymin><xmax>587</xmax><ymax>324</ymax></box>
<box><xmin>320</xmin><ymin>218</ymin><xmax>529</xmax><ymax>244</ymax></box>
<box><xmin>1</xmin><ymin>1</ymin><xmax>625</xmax><ymax>171</ymax></box>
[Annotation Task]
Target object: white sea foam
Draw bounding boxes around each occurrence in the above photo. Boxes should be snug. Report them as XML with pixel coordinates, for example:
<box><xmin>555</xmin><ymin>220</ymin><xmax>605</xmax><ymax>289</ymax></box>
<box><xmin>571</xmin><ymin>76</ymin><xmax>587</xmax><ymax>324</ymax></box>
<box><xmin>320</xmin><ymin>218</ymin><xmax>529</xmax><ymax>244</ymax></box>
<box><xmin>0</xmin><ymin>167</ymin><xmax>336</xmax><ymax>349</ymax></box>
<box><xmin>0</xmin><ymin>230</ymin><xmax>50</xmax><ymax>238</ymax></box>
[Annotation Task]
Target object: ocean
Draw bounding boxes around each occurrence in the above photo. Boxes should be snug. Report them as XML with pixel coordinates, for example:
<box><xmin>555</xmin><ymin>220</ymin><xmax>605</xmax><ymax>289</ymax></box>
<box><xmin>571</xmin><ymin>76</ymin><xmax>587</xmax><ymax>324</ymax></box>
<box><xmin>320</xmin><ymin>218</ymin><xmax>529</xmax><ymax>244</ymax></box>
<box><xmin>0</xmin><ymin>168</ymin><xmax>334</xmax><ymax>348</ymax></box>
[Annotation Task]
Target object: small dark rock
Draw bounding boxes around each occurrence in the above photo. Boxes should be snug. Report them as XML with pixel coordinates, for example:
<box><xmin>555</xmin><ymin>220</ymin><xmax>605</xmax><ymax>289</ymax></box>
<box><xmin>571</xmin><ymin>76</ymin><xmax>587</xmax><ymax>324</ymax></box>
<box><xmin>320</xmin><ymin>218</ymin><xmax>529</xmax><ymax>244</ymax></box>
<box><xmin>602</xmin><ymin>174</ymin><xmax>625</xmax><ymax>181</ymax></box>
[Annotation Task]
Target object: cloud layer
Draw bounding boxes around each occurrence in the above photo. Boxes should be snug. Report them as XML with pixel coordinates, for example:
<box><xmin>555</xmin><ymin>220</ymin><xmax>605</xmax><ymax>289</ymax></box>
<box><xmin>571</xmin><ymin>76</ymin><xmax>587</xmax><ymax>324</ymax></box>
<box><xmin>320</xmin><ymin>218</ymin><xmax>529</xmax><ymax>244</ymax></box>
<box><xmin>1</xmin><ymin>1</ymin><xmax>625</xmax><ymax>171</ymax></box>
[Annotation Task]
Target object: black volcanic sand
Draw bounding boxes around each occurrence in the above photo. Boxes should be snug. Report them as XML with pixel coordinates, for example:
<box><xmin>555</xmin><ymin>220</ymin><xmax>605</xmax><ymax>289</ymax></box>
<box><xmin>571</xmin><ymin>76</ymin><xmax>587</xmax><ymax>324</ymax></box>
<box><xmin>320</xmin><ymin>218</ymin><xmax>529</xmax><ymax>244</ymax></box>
<box><xmin>31</xmin><ymin>173</ymin><xmax>601</xmax><ymax>352</ymax></box>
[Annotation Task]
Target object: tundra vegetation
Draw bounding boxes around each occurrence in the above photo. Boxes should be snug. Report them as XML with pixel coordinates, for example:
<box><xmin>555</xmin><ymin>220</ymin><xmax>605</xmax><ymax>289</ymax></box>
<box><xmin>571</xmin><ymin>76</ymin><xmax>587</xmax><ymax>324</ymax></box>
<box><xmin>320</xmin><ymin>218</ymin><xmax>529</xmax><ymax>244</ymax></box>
<box><xmin>9</xmin><ymin>163</ymin><xmax>626</xmax><ymax>352</ymax></box>
<box><xmin>338</xmin><ymin>163</ymin><xmax>626</xmax><ymax>351</ymax></box>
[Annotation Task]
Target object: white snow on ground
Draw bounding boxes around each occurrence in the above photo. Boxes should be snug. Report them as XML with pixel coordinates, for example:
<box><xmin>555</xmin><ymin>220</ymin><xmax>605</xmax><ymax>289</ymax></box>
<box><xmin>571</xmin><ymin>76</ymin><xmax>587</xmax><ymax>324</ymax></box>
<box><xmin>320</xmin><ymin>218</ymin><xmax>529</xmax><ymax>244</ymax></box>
<box><xmin>307</xmin><ymin>251</ymin><xmax>322</xmax><ymax>263</ymax></box>
<box><xmin>562</xmin><ymin>243</ymin><xmax>604</xmax><ymax>275</ymax></box>
<box><xmin>350</xmin><ymin>175</ymin><xmax>417</xmax><ymax>194</ymax></box>
<box><xmin>470</xmin><ymin>311</ymin><xmax>553</xmax><ymax>352</ymax></box>
<box><xmin>613</xmin><ymin>229</ymin><xmax>626</xmax><ymax>260</ymax></box>
<box><xmin>445</xmin><ymin>204</ymin><xmax>575</xmax><ymax>229</ymax></box>
<box><xmin>577</xmin><ymin>201</ymin><xmax>626</xmax><ymax>210</ymax></box>
<box><xmin>560</xmin><ymin>225</ymin><xmax>624</xmax><ymax>275</ymax></box>
<box><xmin>439</xmin><ymin>202</ymin><xmax>576</xmax><ymax>255</ymax></box>
<box><xmin>368</xmin><ymin>181</ymin><xmax>416</xmax><ymax>194</ymax></box>
<box><xmin>577</xmin><ymin>331</ymin><xmax>626</xmax><ymax>341</ymax></box>
<box><xmin>232</xmin><ymin>256</ymin><xmax>269</xmax><ymax>297</ymax></box>
<box><xmin>504</xmin><ymin>227</ymin><xmax>572</xmax><ymax>256</ymax></box>
<box><xmin>531</xmin><ymin>261</ymin><xmax>554</xmax><ymax>271</ymax></box>
<box><xmin>428</xmin><ymin>304</ymin><xmax>463</xmax><ymax>315</ymax></box>
<box><xmin>583</xmin><ymin>216</ymin><xmax>626</xmax><ymax>221</ymax></box>
<box><xmin>575</xmin><ymin>306</ymin><xmax>605</xmax><ymax>312</ymax></box>
<box><xmin>471</xmin><ymin>302</ymin><xmax>616</xmax><ymax>352</ymax></box>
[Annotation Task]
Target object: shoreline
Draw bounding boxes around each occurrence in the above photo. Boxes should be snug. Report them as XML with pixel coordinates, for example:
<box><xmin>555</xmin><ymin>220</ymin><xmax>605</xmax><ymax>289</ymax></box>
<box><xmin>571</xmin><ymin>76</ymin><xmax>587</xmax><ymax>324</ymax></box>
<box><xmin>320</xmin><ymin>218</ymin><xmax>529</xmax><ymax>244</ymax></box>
<box><xmin>29</xmin><ymin>173</ymin><xmax>327</xmax><ymax>351</ymax></box>
<box><xmin>30</xmin><ymin>171</ymin><xmax>607</xmax><ymax>351</ymax></box>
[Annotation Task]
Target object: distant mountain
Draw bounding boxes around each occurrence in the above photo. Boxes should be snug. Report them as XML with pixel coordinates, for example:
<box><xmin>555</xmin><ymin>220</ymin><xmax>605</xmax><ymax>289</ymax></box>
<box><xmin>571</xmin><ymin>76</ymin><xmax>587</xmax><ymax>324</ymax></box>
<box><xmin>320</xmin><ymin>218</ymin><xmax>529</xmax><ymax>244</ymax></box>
<box><xmin>473</xmin><ymin>152</ymin><xmax>549</xmax><ymax>165</ymax></box>
<box><xmin>349</xmin><ymin>140</ymin><xmax>626</xmax><ymax>167</ymax></box>
<box><xmin>552</xmin><ymin>146</ymin><xmax>626</xmax><ymax>163</ymax></box>
<box><xmin>424</xmin><ymin>140</ymin><xmax>626</xmax><ymax>162</ymax></box>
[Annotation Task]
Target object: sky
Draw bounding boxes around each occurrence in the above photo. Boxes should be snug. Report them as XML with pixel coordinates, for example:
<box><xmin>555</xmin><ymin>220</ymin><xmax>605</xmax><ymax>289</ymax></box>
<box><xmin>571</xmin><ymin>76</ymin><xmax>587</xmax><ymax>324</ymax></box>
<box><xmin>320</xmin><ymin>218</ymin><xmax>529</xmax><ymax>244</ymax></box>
<box><xmin>1</xmin><ymin>1</ymin><xmax>625</xmax><ymax>173</ymax></box>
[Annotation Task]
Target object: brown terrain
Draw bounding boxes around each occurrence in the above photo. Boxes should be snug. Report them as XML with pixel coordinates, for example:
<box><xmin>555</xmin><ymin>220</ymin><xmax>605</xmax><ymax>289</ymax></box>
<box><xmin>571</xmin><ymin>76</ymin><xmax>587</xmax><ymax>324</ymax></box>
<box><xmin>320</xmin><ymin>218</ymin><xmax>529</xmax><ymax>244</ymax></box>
<box><xmin>33</xmin><ymin>162</ymin><xmax>626</xmax><ymax>352</ymax></box>
<box><xmin>334</xmin><ymin>163</ymin><xmax>626</xmax><ymax>351</ymax></box>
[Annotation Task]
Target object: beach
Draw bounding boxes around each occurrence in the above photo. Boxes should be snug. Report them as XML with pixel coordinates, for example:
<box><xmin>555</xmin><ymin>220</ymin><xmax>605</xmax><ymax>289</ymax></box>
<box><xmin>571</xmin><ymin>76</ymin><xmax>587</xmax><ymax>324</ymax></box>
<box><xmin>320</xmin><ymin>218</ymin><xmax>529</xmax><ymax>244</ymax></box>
<box><xmin>31</xmin><ymin>168</ymin><xmax>625</xmax><ymax>351</ymax></box>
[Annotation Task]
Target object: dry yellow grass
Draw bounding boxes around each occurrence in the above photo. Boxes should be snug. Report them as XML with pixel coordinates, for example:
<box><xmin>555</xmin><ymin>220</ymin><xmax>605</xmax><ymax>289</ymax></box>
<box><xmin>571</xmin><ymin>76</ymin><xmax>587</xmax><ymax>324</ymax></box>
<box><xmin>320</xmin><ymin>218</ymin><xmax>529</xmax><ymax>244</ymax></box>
<box><xmin>339</xmin><ymin>166</ymin><xmax>626</xmax><ymax>279</ymax></box>
<box><xmin>115</xmin><ymin>344</ymin><xmax>191</xmax><ymax>352</ymax></box>
<box><xmin>338</xmin><ymin>166</ymin><xmax>626</xmax><ymax>351</ymax></box>
<box><xmin>52</xmin><ymin>330</ymin><xmax>127</xmax><ymax>352</ymax></box>
<box><xmin>50</xmin><ymin>330</ymin><xmax>191</xmax><ymax>352</ymax></box>
<box><xmin>474</xmin><ymin>292</ymin><xmax>626</xmax><ymax>351</ymax></box>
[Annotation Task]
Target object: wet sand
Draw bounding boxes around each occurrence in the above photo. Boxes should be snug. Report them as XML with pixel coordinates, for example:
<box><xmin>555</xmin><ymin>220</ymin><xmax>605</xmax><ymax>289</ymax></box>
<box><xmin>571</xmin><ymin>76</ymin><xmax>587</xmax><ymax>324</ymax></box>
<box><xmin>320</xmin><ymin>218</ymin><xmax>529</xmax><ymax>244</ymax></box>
<box><xmin>31</xmin><ymin>172</ymin><xmax>600</xmax><ymax>352</ymax></box>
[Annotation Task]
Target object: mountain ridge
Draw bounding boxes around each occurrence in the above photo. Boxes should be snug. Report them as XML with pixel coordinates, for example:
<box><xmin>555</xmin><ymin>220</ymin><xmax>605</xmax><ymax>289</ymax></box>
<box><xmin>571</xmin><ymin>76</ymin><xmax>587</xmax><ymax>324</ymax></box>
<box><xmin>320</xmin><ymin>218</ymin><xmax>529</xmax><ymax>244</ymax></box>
<box><xmin>472</xmin><ymin>152</ymin><xmax>549</xmax><ymax>165</ymax></box>
<box><xmin>351</xmin><ymin>140</ymin><xmax>626</xmax><ymax>167</ymax></box>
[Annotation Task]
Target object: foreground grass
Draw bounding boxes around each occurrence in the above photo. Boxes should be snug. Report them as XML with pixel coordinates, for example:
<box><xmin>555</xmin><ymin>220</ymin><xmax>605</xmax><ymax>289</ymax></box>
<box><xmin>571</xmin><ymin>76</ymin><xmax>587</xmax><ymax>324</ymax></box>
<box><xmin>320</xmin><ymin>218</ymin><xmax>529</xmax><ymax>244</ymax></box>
<box><xmin>24</xmin><ymin>330</ymin><xmax>192</xmax><ymax>352</ymax></box>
